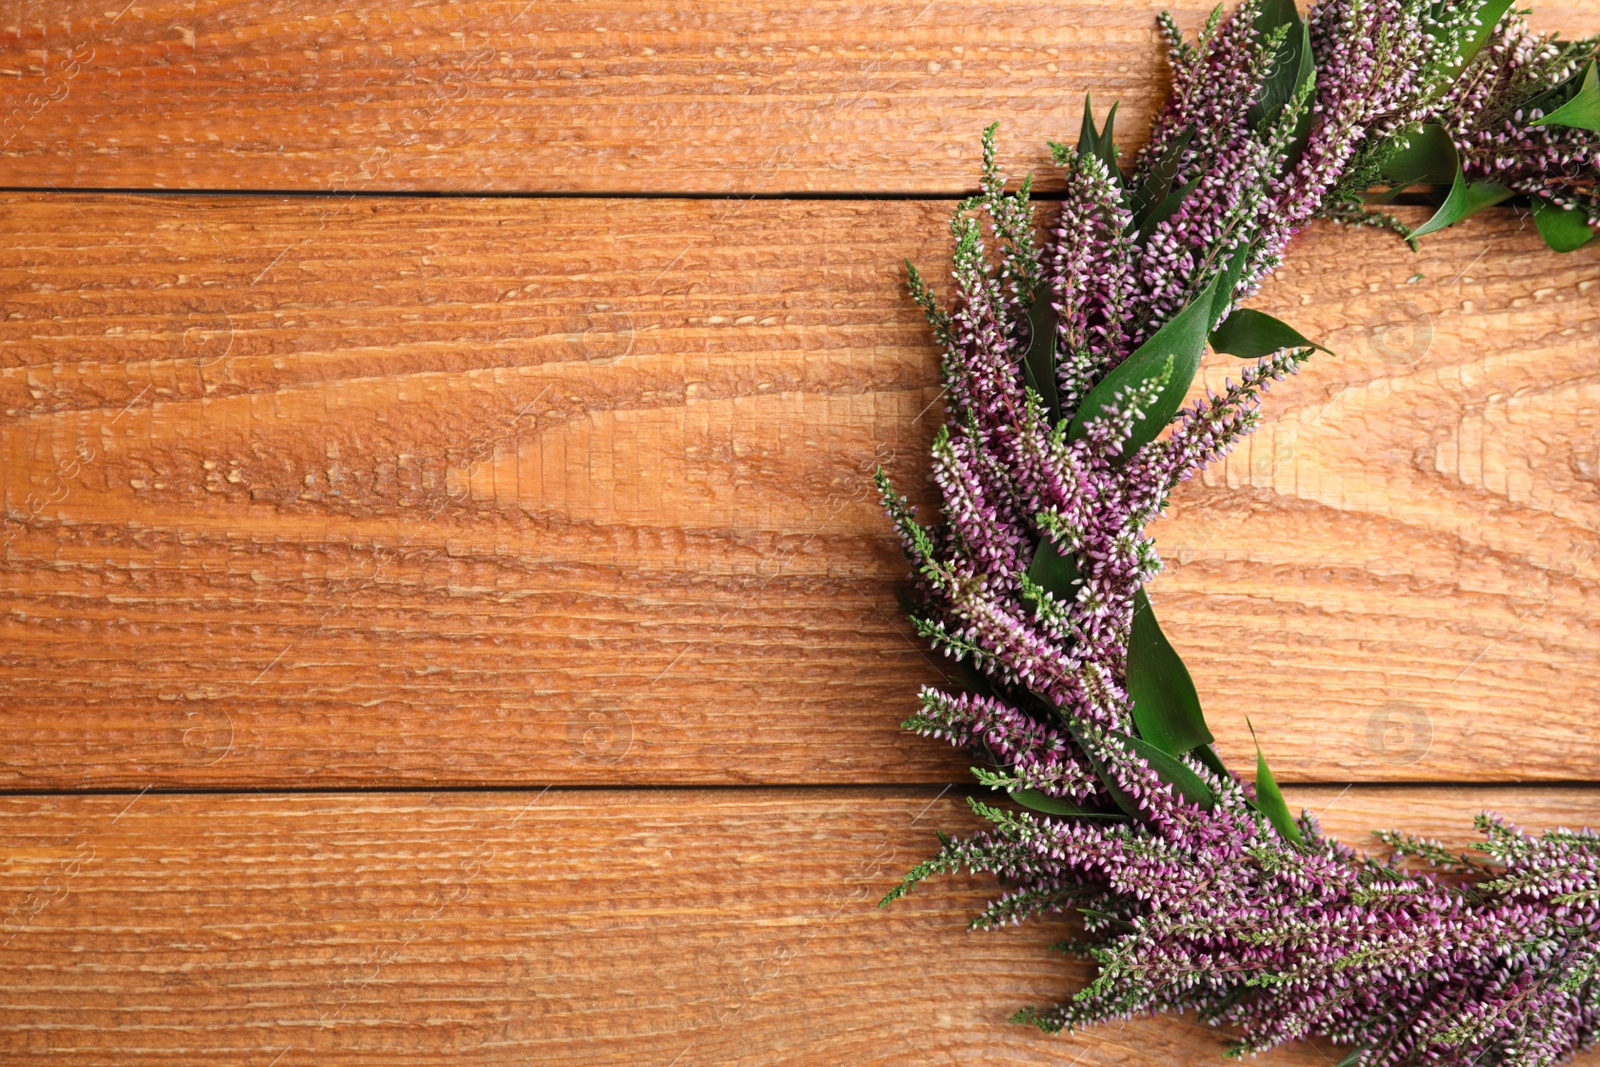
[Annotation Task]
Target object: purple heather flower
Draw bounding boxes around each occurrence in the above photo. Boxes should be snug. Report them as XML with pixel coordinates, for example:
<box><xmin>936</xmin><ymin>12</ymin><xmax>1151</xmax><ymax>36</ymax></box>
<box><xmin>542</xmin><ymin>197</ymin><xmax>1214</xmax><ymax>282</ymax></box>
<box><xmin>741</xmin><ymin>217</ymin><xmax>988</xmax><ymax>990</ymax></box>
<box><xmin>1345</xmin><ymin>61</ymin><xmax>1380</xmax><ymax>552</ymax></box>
<box><xmin>878</xmin><ymin>2</ymin><xmax>1600</xmax><ymax>1063</ymax></box>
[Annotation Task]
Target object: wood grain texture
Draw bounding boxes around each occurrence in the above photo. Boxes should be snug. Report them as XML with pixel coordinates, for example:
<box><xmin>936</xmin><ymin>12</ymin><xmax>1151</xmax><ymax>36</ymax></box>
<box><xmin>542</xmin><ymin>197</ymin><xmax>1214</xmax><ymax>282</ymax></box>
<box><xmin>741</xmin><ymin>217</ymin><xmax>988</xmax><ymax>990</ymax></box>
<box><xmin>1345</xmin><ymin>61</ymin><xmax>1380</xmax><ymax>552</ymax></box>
<box><xmin>0</xmin><ymin>193</ymin><xmax>956</xmax><ymax>789</ymax></box>
<box><xmin>1163</xmin><ymin>207</ymin><xmax>1600</xmax><ymax>782</ymax></box>
<box><xmin>4</xmin><ymin>1</ymin><xmax>1597</xmax><ymax>194</ymax></box>
<box><xmin>1</xmin><ymin>194</ymin><xmax>1596</xmax><ymax>788</ymax></box>
<box><xmin>0</xmin><ymin>0</ymin><xmax>1196</xmax><ymax>194</ymax></box>
<box><xmin>2</xmin><ymin>785</ymin><xmax>1598</xmax><ymax>1066</ymax></box>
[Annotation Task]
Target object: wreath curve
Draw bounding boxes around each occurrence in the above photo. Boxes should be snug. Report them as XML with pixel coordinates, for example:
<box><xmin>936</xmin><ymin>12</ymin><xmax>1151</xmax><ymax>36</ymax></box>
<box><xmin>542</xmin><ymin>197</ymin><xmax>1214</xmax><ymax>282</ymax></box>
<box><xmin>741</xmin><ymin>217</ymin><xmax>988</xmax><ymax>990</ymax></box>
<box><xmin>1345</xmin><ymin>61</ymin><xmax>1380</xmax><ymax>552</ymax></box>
<box><xmin>874</xmin><ymin>1</ymin><xmax>1600</xmax><ymax>1062</ymax></box>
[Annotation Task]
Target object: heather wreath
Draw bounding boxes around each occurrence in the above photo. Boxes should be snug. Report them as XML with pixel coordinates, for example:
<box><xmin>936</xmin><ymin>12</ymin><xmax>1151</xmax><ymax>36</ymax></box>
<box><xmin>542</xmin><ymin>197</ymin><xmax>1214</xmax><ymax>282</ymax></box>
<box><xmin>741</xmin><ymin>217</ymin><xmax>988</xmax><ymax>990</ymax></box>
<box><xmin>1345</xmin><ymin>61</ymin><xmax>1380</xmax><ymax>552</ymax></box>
<box><xmin>874</xmin><ymin>0</ymin><xmax>1600</xmax><ymax>1062</ymax></box>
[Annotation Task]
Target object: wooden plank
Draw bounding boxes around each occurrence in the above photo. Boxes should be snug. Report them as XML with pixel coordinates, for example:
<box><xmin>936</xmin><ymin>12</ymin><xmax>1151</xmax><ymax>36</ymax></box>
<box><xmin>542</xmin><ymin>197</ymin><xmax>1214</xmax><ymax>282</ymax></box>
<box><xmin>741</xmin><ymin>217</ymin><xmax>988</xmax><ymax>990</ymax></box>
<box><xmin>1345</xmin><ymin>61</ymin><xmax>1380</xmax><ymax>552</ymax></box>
<box><xmin>0</xmin><ymin>0</ymin><xmax>1189</xmax><ymax>194</ymax></box>
<box><xmin>0</xmin><ymin>194</ymin><xmax>958</xmax><ymax>789</ymax></box>
<box><xmin>2</xmin><ymin>785</ymin><xmax>1598</xmax><ymax>1066</ymax></box>
<box><xmin>0</xmin><ymin>194</ymin><xmax>1596</xmax><ymax>789</ymax></box>
<box><xmin>1163</xmin><ymin>206</ymin><xmax>1600</xmax><ymax>782</ymax></box>
<box><xmin>6</xmin><ymin>2</ymin><xmax>1596</xmax><ymax>194</ymax></box>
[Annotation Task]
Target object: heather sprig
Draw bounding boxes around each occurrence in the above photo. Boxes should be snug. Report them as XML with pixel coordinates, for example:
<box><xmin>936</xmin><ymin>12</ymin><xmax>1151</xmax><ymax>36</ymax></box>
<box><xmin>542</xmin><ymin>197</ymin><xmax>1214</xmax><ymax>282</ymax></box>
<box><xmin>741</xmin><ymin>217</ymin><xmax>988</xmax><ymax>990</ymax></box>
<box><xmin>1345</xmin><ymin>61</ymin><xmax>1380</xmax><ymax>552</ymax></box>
<box><xmin>877</xmin><ymin>0</ymin><xmax>1600</xmax><ymax>1062</ymax></box>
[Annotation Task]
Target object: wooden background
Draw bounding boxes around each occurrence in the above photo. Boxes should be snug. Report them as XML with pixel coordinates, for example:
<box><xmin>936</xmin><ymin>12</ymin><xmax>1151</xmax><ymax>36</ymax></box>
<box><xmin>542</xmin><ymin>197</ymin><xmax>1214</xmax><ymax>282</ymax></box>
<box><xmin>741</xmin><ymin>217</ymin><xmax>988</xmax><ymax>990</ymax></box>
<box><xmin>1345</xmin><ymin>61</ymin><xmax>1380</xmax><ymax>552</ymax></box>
<box><xmin>2</xmin><ymin>2</ymin><xmax>1599</xmax><ymax>1063</ymax></box>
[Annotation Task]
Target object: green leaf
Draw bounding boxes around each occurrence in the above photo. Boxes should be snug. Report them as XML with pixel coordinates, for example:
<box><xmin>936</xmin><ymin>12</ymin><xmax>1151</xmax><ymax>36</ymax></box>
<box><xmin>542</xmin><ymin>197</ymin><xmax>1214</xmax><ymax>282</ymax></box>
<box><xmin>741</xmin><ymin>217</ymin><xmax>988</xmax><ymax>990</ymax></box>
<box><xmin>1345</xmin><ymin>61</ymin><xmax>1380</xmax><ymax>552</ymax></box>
<box><xmin>1027</xmin><ymin>532</ymin><xmax>1080</xmax><ymax>601</ymax></box>
<box><xmin>1063</xmin><ymin>722</ymin><xmax>1140</xmax><ymax>819</ymax></box>
<box><xmin>1381</xmin><ymin>125</ymin><xmax>1512</xmax><ymax>241</ymax></box>
<box><xmin>1530</xmin><ymin>197</ymin><xmax>1599</xmax><ymax>252</ymax></box>
<box><xmin>1066</xmin><ymin>272</ymin><xmax>1221</xmax><ymax>460</ymax></box>
<box><xmin>1192</xmin><ymin>743</ymin><xmax>1231</xmax><ymax>779</ymax></box>
<box><xmin>1127</xmin><ymin>587</ymin><xmax>1214</xmax><ymax>755</ymax></box>
<box><xmin>1247</xmin><ymin>10</ymin><xmax>1317</xmax><ymax>174</ymax></box>
<box><xmin>1007</xmin><ymin>788</ymin><xmax>1126</xmax><ymax>819</ymax></box>
<box><xmin>1210</xmin><ymin>307</ymin><xmax>1329</xmax><ymax>358</ymax></box>
<box><xmin>1247</xmin><ymin>0</ymin><xmax>1311</xmax><ymax>130</ymax></box>
<box><xmin>1076</xmin><ymin>94</ymin><xmax>1100</xmax><ymax>160</ymax></box>
<box><xmin>1022</xmin><ymin>287</ymin><xmax>1062</xmax><ymax>423</ymax></box>
<box><xmin>1208</xmin><ymin>243</ymin><xmax>1254</xmax><ymax>328</ymax></box>
<box><xmin>1535</xmin><ymin>62</ymin><xmax>1600</xmax><ymax>131</ymax></box>
<box><xmin>1128</xmin><ymin>128</ymin><xmax>1193</xmax><ymax>230</ymax></box>
<box><xmin>1372</xmin><ymin>124</ymin><xmax>1457</xmax><ymax>202</ymax></box>
<box><xmin>1121</xmin><ymin>732</ymin><xmax>1217</xmax><ymax>812</ymax></box>
<box><xmin>1098</xmin><ymin>101</ymin><xmax>1122</xmax><ymax>186</ymax></box>
<box><xmin>1248</xmin><ymin>719</ymin><xmax>1304</xmax><ymax>845</ymax></box>
<box><xmin>1408</xmin><ymin>172</ymin><xmax>1514</xmax><ymax>240</ymax></box>
<box><xmin>1066</xmin><ymin>724</ymin><xmax>1217</xmax><ymax>819</ymax></box>
<box><xmin>1429</xmin><ymin>0</ymin><xmax>1515</xmax><ymax>82</ymax></box>
<box><xmin>1076</xmin><ymin>94</ymin><xmax>1123</xmax><ymax>186</ymax></box>
<box><xmin>1452</xmin><ymin>180</ymin><xmax>1516</xmax><ymax>223</ymax></box>
<box><xmin>1137</xmin><ymin>174</ymin><xmax>1200</xmax><ymax>241</ymax></box>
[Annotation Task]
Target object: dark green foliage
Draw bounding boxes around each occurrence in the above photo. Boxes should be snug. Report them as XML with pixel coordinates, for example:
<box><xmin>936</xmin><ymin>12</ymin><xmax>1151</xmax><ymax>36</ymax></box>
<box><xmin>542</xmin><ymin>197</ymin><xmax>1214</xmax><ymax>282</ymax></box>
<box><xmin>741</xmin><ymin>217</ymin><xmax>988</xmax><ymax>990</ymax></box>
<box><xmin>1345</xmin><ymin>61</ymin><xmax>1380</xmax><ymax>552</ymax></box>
<box><xmin>1127</xmin><ymin>588</ymin><xmax>1214</xmax><ymax>755</ymax></box>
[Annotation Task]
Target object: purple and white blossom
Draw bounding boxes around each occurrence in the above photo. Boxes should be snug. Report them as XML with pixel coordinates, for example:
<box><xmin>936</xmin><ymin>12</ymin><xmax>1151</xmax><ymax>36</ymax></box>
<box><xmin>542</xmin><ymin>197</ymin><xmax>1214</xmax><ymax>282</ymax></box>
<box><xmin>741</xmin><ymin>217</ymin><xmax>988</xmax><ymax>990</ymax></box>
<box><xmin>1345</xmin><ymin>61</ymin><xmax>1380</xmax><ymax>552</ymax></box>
<box><xmin>879</xmin><ymin>2</ymin><xmax>1600</xmax><ymax>1063</ymax></box>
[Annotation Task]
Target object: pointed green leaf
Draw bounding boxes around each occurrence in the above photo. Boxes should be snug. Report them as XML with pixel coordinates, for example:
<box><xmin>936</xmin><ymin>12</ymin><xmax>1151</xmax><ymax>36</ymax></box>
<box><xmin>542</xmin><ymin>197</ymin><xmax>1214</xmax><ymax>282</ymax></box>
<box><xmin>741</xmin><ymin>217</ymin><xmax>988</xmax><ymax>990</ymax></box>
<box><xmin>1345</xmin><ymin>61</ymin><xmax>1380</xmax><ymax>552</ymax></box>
<box><xmin>1210</xmin><ymin>307</ymin><xmax>1330</xmax><ymax>358</ymax></box>
<box><xmin>1137</xmin><ymin>174</ymin><xmax>1201</xmax><ymax>241</ymax></box>
<box><xmin>1372</xmin><ymin>124</ymin><xmax>1457</xmax><ymax>202</ymax></box>
<box><xmin>1129</xmin><ymin>127</ymin><xmax>1193</xmax><ymax>229</ymax></box>
<box><xmin>1098</xmin><ymin>101</ymin><xmax>1122</xmax><ymax>186</ymax></box>
<box><xmin>1077</xmin><ymin>94</ymin><xmax>1123</xmax><ymax>186</ymax></box>
<box><xmin>1249</xmin><ymin>721</ymin><xmax>1304</xmax><ymax>845</ymax></box>
<box><xmin>1247</xmin><ymin>13</ymin><xmax>1317</xmax><ymax>173</ymax></box>
<box><xmin>1408</xmin><ymin>170</ymin><xmax>1514</xmax><ymax>240</ymax></box>
<box><xmin>1121</xmin><ymin>732</ymin><xmax>1217</xmax><ymax>812</ymax></box>
<box><xmin>1065</xmin><ymin>273</ymin><xmax>1221</xmax><ymax>461</ymax></box>
<box><xmin>1076</xmin><ymin>94</ymin><xmax>1100</xmax><ymax>160</ymax></box>
<box><xmin>1453</xmin><ymin>180</ymin><xmax>1516</xmax><ymax>223</ymax></box>
<box><xmin>1027</xmin><ymin>532</ymin><xmax>1080</xmax><ymax>602</ymax></box>
<box><xmin>1531</xmin><ymin>196</ymin><xmax>1600</xmax><ymax>253</ymax></box>
<box><xmin>1533</xmin><ymin>62</ymin><xmax>1600</xmax><ymax>131</ymax></box>
<box><xmin>1429</xmin><ymin>0</ymin><xmax>1514</xmax><ymax>82</ymax></box>
<box><xmin>1007</xmin><ymin>788</ymin><xmax>1127</xmax><ymax>820</ymax></box>
<box><xmin>1208</xmin><ymin>243</ymin><xmax>1253</xmax><ymax>327</ymax></box>
<box><xmin>1063</xmin><ymin>722</ymin><xmax>1143</xmax><ymax>820</ymax></box>
<box><xmin>1127</xmin><ymin>587</ymin><xmax>1214</xmax><ymax>755</ymax></box>
<box><xmin>1334</xmin><ymin>1050</ymin><xmax>1367</xmax><ymax>1067</ymax></box>
<box><xmin>1022</xmin><ymin>287</ymin><xmax>1062</xmax><ymax>423</ymax></box>
<box><xmin>1463</xmin><ymin>0</ymin><xmax>1516</xmax><ymax>70</ymax></box>
<box><xmin>1247</xmin><ymin>0</ymin><xmax>1309</xmax><ymax>129</ymax></box>
<box><xmin>1407</xmin><ymin>167</ymin><xmax>1469</xmax><ymax>239</ymax></box>
<box><xmin>1065</xmin><ymin>724</ymin><xmax>1216</xmax><ymax>818</ymax></box>
<box><xmin>1291</xmin><ymin>19</ymin><xmax>1314</xmax><ymax>91</ymax></box>
<box><xmin>1192</xmin><ymin>743</ymin><xmax>1231</xmax><ymax>779</ymax></box>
